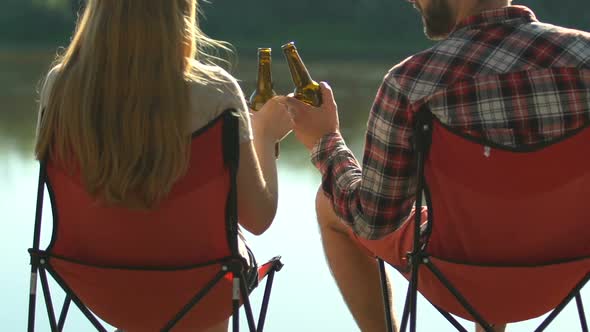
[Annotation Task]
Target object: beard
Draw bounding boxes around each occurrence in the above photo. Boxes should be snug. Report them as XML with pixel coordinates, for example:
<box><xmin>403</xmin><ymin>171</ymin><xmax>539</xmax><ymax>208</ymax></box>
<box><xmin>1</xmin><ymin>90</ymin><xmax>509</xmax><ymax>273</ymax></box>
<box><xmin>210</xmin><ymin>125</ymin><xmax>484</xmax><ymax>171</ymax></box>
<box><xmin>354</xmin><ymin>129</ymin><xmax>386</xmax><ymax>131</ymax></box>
<box><xmin>414</xmin><ymin>0</ymin><xmax>456</xmax><ymax>40</ymax></box>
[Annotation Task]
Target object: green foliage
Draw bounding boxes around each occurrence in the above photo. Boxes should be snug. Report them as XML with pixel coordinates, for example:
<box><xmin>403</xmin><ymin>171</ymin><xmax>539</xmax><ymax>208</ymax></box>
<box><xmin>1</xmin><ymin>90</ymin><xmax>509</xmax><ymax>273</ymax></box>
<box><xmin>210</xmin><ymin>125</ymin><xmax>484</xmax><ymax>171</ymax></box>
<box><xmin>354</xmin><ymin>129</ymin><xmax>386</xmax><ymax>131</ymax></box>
<box><xmin>517</xmin><ymin>0</ymin><xmax>589</xmax><ymax>31</ymax></box>
<box><xmin>0</xmin><ymin>0</ymin><xmax>75</xmax><ymax>45</ymax></box>
<box><xmin>1</xmin><ymin>0</ymin><xmax>588</xmax><ymax>57</ymax></box>
<box><xmin>198</xmin><ymin>0</ymin><xmax>431</xmax><ymax>59</ymax></box>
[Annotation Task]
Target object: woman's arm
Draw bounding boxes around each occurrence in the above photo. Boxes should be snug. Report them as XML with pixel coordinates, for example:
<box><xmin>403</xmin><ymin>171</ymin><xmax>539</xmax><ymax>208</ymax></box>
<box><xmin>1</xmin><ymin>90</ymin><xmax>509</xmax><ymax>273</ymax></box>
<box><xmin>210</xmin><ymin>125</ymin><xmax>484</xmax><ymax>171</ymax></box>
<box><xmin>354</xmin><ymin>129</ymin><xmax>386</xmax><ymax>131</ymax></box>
<box><xmin>236</xmin><ymin>98</ymin><xmax>292</xmax><ymax>235</ymax></box>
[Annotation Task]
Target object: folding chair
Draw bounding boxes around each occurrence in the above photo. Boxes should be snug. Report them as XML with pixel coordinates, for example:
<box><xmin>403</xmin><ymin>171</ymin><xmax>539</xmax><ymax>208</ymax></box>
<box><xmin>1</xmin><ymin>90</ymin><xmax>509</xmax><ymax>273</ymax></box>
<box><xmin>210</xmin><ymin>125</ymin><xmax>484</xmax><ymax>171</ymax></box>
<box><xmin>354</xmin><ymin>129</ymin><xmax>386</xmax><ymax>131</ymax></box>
<box><xmin>378</xmin><ymin>111</ymin><xmax>590</xmax><ymax>332</ymax></box>
<box><xmin>27</xmin><ymin>109</ymin><xmax>283</xmax><ymax>332</ymax></box>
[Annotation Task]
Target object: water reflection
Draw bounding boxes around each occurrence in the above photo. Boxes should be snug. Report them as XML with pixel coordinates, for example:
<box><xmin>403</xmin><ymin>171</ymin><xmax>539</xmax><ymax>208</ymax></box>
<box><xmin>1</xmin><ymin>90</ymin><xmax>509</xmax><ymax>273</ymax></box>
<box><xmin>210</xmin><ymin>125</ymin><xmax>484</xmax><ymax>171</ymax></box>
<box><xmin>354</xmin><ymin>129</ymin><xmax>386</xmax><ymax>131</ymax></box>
<box><xmin>0</xmin><ymin>50</ymin><xmax>51</xmax><ymax>156</ymax></box>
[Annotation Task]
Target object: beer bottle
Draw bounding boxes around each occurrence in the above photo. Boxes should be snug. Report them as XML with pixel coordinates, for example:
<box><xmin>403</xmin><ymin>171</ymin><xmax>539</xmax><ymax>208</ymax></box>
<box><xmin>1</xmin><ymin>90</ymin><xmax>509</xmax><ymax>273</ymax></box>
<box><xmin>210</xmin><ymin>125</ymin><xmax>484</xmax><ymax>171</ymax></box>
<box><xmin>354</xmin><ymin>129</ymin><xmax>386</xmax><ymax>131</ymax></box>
<box><xmin>281</xmin><ymin>41</ymin><xmax>322</xmax><ymax>106</ymax></box>
<box><xmin>249</xmin><ymin>48</ymin><xmax>276</xmax><ymax>111</ymax></box>
<box><xmin>249</xmin><ymin>48</ymin><xmax>280</xmax><ymax>157</ymax></box>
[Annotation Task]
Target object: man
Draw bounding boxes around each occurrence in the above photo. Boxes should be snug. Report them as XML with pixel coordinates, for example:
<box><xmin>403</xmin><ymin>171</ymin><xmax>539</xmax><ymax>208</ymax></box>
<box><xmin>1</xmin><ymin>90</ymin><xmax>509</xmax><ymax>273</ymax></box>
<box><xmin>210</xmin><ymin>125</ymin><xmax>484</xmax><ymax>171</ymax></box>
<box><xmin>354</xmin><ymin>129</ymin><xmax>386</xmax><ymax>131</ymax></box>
<box><xmin>282</xmin><ymin>0</ymin><xmax>590</xmax><ymax>331</ymax></box>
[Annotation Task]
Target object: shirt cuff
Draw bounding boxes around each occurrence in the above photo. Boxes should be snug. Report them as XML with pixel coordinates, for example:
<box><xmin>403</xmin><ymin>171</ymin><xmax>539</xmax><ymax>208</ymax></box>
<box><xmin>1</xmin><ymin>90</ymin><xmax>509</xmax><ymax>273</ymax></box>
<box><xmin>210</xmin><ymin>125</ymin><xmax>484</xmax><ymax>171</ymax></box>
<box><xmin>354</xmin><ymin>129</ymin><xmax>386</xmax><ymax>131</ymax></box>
<box><xmin>310</xmin><ymin>132</ymin><xmax>346</xmax><ymax>171</ymax></box>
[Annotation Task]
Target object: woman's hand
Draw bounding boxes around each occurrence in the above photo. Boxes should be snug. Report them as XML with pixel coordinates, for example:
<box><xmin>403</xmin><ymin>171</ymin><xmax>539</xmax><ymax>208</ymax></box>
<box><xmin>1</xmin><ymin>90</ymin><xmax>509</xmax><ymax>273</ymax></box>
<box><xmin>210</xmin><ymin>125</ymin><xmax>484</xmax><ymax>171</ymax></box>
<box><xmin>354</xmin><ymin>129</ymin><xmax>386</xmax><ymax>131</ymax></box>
<box><xmin>250</xmin><ymin>96</ymin><xmax>293</xmax><ymax>142</ymax></box>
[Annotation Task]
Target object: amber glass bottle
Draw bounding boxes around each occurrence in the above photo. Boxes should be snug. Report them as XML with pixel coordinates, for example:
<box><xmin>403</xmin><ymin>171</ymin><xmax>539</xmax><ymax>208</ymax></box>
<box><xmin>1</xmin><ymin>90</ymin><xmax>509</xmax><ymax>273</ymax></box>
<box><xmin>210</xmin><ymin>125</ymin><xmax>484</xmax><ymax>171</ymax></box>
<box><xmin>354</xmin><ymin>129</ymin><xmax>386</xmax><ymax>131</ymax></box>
<box><xmin>281</xmin><ymin>42</ymin><xmax>322</xmax><ymax>106</ymax></box>
<box><xmin>249</xmin><ymin>48</ymin><xmax>276</xmax><ymax>111</ymax></box>
<box><xmin>249</xmin><ymin>48</ymin><xmax>280</xmax><ymax>157</ymax></box>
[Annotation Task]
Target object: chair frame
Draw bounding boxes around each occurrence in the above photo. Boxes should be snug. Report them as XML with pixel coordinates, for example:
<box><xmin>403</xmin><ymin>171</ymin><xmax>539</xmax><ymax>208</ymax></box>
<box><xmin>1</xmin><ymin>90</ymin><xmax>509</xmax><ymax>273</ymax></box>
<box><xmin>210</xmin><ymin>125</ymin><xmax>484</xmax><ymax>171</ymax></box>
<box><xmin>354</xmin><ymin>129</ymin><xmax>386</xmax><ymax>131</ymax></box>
<box><xmin>27</xmin><ymin>110</ymin><xmax>283</xmax><ymax>332</ymax></box>
<box><xmin>378</xmin><ymin>111</ymin><xmax>589</xmax><ymax>332</ymax></box>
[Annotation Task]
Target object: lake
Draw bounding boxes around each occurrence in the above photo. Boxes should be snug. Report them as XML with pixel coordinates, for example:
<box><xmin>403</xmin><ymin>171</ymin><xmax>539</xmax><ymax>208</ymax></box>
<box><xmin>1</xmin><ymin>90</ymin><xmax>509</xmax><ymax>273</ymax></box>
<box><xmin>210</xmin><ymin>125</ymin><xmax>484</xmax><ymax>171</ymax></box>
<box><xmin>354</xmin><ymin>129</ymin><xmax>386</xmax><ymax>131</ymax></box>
<box><xmin>1</xmin><ymin>49</ymin><xmax>586</xmax><ymax>331</ymax></box>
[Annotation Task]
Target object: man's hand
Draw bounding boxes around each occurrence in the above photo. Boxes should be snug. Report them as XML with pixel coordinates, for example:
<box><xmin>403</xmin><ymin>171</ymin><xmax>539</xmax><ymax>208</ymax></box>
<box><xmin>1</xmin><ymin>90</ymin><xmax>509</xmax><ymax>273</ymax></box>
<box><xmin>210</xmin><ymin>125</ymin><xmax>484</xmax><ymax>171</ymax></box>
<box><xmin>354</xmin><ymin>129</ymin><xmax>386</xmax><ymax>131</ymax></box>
<box><xmin>282</xmin><ymin>82</ymin><xmax>340</xmax><ymax>151</ymax></box>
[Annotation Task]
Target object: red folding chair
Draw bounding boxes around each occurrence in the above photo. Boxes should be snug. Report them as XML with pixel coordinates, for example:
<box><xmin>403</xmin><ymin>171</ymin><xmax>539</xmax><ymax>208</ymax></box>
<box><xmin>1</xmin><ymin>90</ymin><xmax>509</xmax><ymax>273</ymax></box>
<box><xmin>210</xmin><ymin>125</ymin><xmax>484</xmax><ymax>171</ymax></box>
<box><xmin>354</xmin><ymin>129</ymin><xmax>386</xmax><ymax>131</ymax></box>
<box><xmin>27</xmin><ymin>109</ymin><xmax>283</xmax><ymax>332</ymax></box>
<box><xmin>378</xmin><ymin>111</ymin><xmax>590</xmax><ymax>332</ymax></box>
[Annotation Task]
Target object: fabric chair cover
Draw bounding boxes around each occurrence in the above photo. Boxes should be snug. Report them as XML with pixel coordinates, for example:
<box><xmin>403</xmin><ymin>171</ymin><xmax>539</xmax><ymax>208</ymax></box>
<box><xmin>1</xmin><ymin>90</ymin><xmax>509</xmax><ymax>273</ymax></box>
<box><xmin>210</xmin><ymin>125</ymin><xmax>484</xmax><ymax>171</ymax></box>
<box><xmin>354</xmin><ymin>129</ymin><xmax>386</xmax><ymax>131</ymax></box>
<box><xmin>415</xmin><ymin>117</ymin><xmax>590</xmax><ymax>323</ymax></box>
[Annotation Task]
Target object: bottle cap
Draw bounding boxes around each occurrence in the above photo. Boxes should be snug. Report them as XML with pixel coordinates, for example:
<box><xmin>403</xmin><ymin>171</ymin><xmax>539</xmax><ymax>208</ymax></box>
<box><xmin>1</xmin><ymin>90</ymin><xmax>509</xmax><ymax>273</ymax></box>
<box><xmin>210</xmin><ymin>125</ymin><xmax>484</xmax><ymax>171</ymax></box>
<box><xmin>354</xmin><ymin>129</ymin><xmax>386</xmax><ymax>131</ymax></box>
<box><xmin>281</xmin><ymin>41</ymin><xmax>296</xmax><ymax>50</ymax></box>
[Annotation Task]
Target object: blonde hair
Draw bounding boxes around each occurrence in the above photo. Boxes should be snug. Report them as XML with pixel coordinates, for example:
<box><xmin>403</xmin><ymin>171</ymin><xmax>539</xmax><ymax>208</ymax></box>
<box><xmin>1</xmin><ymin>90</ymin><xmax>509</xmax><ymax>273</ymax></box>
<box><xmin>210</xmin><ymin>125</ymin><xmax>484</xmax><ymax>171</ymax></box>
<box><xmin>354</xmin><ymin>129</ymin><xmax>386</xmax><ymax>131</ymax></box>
<box><xmin>35</xmin><ymin>0</ymin><xmax>233</xmax><ymax>209</ymax></box>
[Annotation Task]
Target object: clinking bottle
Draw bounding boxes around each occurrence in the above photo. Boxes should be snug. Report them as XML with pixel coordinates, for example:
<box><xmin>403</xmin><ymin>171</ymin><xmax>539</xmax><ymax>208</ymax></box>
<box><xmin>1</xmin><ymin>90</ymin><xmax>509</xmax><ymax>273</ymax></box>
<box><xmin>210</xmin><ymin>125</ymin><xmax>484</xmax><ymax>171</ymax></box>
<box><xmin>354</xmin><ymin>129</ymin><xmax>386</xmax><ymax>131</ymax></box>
<box><xmin>249</xmin><ymin>48</ymin><xmax>280</xmax><ymax>157</ymax></box>
<box><xmin>281</xmin><ymin>41</ymin><xmax>322</xmax><ymax>107</ymax></box>
<box><xmin>249</xmin><ymin>48</ymin><xmax>276</xmax><ymax>111</ymax></box>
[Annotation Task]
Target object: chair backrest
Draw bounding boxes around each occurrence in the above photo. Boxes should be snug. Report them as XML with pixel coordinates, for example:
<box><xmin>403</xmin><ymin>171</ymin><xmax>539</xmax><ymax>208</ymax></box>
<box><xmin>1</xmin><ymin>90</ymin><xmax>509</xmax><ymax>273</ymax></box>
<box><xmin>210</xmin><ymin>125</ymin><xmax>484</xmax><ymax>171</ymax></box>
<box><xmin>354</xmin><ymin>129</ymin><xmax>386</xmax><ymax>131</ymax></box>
<box><xmin>422</xmin><ymin>116</ymin><xmax>590</xmax><ymax>264</ymax></box>
<box><xmin>37</xmin><ymin>110</ymin><xmax>244</xmax><ymax>331</ymax></box>
<box><xmin>380</xmin><ymin>113</ymin><xmax>590</xmax><ymax>328</ymax></box>
<box><xmin>45</xmin><ymin>110</ymin><xmax>240</xmax><ymax>267</ymax></box>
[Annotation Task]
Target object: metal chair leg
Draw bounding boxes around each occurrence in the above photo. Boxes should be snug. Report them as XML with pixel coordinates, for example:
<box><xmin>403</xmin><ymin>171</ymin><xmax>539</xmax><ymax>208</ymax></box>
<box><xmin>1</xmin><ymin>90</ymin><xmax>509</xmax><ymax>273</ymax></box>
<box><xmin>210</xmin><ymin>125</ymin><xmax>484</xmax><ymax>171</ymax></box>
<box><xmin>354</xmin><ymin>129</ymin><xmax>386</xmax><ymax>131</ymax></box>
<box><xmin>575</xmin><ymin>293</ymin><xmax>588</xmax><ymax>332</ymax></box>
<box><xmin>378</xmin><ymin>259</ymin><xmax>395</xmax><ymax>332</ymax></box>
<box><xmin>232</xmin><ymin>277</ymin><xmax>240</xmax><ymax>332</ymax></box>
<box><xmin>57</xmin><ymin>296</ymin><xmax>72</xmax><ymax>331</ymax></box>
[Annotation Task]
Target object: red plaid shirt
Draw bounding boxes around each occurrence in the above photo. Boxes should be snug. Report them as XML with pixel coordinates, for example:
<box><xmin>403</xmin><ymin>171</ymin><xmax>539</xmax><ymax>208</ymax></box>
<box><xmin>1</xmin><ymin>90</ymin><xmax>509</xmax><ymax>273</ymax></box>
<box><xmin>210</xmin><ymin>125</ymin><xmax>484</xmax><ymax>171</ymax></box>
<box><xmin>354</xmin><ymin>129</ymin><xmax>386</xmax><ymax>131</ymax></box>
<box><xmin>311</xmin><ymin>6</ymin><xmax>590</xmax><ymax>239</ymax></box>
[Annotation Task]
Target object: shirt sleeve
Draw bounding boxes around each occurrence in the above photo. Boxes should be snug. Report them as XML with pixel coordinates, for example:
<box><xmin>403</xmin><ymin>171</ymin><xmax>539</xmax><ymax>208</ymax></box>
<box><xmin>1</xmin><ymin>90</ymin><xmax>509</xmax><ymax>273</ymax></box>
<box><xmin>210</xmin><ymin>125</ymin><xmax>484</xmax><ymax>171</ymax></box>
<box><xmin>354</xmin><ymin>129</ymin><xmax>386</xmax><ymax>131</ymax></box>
<box><xmin>310</xmin><ymin>72</ymin><xmax>418</xmax><ymax>240</ymax></box>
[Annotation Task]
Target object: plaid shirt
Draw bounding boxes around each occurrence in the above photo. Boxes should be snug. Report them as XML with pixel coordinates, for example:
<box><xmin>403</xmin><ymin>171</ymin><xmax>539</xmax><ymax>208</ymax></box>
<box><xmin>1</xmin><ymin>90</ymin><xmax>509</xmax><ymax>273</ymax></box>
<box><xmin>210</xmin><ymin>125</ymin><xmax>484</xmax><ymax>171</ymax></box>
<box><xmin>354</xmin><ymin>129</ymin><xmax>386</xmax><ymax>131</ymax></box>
<box><xmin>311</xmin><ymin>6</ymin><xmax>590</xmax><ymax>240</ymax></box>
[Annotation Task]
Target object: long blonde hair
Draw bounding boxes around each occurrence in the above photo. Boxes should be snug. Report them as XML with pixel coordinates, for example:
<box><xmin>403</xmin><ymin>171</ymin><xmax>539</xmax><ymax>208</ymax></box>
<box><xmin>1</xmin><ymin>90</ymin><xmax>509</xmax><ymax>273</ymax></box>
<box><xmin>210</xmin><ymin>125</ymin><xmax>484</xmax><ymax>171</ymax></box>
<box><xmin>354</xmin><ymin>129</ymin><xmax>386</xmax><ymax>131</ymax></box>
<box><xmin>35</xmin><ymin>0</ymin><xmax>232</xmax><ymax>209</ymax></box>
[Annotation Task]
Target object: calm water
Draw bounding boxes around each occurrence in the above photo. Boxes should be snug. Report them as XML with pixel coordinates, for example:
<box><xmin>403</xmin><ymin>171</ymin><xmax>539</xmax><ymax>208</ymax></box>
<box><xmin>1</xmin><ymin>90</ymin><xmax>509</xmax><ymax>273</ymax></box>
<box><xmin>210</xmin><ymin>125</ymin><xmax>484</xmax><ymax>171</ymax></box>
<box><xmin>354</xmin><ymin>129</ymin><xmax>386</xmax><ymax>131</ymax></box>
<box><xmin>1</xmin><ymin>49</ymin><xmax>586</xmax><ymax>331</ymax></box>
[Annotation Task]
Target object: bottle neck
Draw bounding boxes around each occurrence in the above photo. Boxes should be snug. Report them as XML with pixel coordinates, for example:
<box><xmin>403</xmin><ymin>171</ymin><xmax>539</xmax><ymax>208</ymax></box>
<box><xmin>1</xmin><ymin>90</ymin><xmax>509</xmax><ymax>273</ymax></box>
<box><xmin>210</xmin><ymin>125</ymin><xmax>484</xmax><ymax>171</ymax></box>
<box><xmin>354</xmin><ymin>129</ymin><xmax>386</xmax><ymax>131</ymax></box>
<box><xmin>283</xmin><ymin>47</ymin><xmax>314</xmax><ymax>88</ymax></box>
<box><xmin>256</xmin><ymin>55</ymin><xmax>273</xmax><ymax>92</ymax></box>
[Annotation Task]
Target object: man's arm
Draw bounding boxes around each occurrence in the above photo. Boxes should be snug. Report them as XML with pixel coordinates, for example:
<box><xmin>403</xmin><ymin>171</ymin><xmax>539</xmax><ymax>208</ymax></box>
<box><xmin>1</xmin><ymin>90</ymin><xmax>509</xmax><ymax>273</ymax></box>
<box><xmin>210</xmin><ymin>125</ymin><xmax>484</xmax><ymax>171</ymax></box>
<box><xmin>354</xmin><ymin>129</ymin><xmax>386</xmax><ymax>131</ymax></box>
<box><xmin>311</xmin><ymin>74</ymin><xmax>418</xmax><ymax>240</ymax></box>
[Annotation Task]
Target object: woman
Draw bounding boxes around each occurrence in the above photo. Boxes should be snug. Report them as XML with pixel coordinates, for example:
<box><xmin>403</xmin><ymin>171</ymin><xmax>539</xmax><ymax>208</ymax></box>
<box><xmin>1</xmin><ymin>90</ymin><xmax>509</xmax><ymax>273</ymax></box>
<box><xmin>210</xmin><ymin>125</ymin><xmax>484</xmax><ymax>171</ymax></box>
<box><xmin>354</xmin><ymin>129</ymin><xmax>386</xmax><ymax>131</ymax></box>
<box><xmin>35</xmin><ymin>0</ymin><xmax>291</xmax><ymax>331</ymax></box>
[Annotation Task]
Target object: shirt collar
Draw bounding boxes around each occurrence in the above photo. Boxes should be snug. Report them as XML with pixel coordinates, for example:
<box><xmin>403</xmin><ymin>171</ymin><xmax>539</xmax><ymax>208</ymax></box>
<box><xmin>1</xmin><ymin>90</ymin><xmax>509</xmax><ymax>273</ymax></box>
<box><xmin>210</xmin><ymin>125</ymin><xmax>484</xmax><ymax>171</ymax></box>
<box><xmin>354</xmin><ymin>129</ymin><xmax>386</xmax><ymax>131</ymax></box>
<box><xmin>453</xmin><ymin>5</ymin><xmax>538</xmax><ymax>32</ymax></box>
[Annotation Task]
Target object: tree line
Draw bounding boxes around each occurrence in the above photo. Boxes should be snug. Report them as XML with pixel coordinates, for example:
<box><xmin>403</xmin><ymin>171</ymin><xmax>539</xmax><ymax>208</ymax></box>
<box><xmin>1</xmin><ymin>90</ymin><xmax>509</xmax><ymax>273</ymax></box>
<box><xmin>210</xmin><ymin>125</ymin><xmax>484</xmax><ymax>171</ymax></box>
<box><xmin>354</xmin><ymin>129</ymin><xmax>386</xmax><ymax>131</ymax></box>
<box><xmin>2</xmin><ymin>0</ymin><xmax>588</xmax><ymax>58</ymax></box>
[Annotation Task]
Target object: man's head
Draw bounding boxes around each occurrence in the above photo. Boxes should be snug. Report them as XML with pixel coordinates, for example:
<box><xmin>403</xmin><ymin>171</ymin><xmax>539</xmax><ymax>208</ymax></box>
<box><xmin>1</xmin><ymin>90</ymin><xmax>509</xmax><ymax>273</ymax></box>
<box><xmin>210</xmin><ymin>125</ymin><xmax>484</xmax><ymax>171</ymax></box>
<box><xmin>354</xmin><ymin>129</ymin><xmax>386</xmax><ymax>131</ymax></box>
<box><xmin>409</xmin><ymin>0</ymin><xmax>512</xmax><ymax>40</ymax></box>
<box><xmin>412</xmin><ymin>0</ymin><xmax>456</xmax><ymax>40</ymax></box>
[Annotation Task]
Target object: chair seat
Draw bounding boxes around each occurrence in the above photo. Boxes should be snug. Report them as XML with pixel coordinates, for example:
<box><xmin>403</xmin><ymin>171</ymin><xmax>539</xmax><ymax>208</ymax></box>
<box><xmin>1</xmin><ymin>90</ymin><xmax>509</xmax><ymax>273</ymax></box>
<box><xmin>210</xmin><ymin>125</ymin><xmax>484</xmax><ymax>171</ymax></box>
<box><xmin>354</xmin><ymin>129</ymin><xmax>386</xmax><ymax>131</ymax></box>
<box><xmin>415</xmin><ymin>256</ymin><xmax>590</xmax><ymax>323</ymax></box>
<box><xmin>49</xmin><ymin>255</ymin><xmax>279</xmax><ymax>331</ymax></box>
